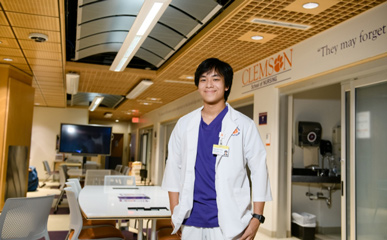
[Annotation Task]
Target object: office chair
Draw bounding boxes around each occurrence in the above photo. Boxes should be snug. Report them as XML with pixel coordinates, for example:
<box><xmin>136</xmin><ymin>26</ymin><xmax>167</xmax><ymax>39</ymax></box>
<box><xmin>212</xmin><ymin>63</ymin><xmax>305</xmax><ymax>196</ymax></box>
<box><xmin>65</xmin><ymin>180</ymin><xmax>116</xmax><ymax>228</ymax></box>
<box><xmin>53</xmin><ymin>165</ymin><xmax>68</xmax><ymax>213</ymax></box>
<box><xmin>65</xmin><ymin>187</ymin><xmax>124</xmax><ymax>240</ymax></box>
<box><xmin>114</xmin><ymin>164</ymin><xmax>123</xmax><ymax>173</ymax></box>
<box><xmin>67</xmin><ymin>178</ymin><xmax>82</xmax><ymax>195</ymax></box>
<box><xmin>84</xmin><ymin>161</ymin><xmax>100</xmax><ymax>170</ymax></box>
<box><xmin>155</xmin><ymin>219</ymin><xmax>180</xmax><ymax>240</ymax></box>
<box><xmin>39</xmin><ymin>160</ymin><xmax>59</xmax><ymax>187</ymax></box>
<box><xmin>0</xmin><ymin>195</ymin><xmax>54</xmax><ymax>240</ymax></box>
<box><xmin>121</xmin><ymin>166</ymin><xmax>129</xmax><ymax>175</ymax></box>
<box><xmin>84</xmin><ymin>170</ymin><xmax>111</xmax><ymax>186</ymax></box>
<box><xmin>104</xmin><ymin>175</ymin><xmax>136</xmax><ymax>186</ymax></box>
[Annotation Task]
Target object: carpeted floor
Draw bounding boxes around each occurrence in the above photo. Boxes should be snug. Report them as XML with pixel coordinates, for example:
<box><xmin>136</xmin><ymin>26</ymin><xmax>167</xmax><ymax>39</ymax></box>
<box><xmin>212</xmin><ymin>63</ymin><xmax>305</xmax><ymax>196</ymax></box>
<box><xmin>47</xmin><ymin>230</ymin><xmax>140</xmax><ymax>240</ymax></box>
<box><xmin>50</xmin><ymin>207</ymin><xmax>70</xmax><ymax>215</ymax></box>
<box><xmin>49</xmin><ymin>194</ymin><xmax>69</xmax><ymax>215</ymax></box>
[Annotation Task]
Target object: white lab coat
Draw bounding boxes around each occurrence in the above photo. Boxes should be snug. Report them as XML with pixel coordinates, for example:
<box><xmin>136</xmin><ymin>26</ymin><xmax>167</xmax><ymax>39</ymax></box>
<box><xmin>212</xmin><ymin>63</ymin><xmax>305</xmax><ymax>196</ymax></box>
<box><xmin>162</xmin><ymin>104</ymin><xmax>272</xmax><ymax>239</ymax></box>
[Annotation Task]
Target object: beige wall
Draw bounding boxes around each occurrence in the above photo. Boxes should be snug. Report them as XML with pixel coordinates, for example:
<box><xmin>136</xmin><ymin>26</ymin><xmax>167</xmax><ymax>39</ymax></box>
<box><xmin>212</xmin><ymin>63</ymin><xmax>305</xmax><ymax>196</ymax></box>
<box><xmin>89</xmin><ymin>120</ymin><xmax>131</xmax><ymax>168</ymax></box>
<box><xmin>30</xmin><ymin>107</ymin><xmax>88</xmax><ymax>177</ymax></box>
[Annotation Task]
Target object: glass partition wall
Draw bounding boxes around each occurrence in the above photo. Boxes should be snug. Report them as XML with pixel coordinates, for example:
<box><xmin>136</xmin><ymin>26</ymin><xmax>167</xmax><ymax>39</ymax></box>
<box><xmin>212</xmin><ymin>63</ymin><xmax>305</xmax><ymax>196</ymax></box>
<box><xmin>342</xmin><ymin>76</ymin><xmax>387</xmax><ymax>240</ymax></box>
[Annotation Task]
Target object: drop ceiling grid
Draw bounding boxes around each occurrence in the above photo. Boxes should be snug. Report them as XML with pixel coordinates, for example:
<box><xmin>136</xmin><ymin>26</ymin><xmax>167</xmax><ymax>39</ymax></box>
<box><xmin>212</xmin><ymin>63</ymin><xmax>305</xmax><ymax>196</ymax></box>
<box><xmin>18</xmin><ymin>40</ymin><xmax>61</xmax><ymax>52</ymax></box>
<box><xmin>38</xmin><ymin>81</ymin><xmax>63</xmax><ymax>87</ymax></box>
<box><xmin>139</xmin><ymin>84</ymin><xmax>195</xmax><ymax>102</ymax></box>
<box><xmin>0</xmin><ymin>25</ymin><xmax>13</xmax><ymax>37</ymax></box>
<box><xmin>1</xmin><ymin>0</ymin><xmax>66</xmax><ymax>108</ymax></box>
<box><xmin>5</xmin><ymin>12</ymin><xmax>59</xmax><ymax>31</ymax></box>
<box><xmin>23</xmin><ymin>50</ymin><xmax>62</xmax><ymax>60</ymax></box>
<box><xmin>13</xmin><ymin>28</ymin><xmax>61</xmax><ymax>42</ymax></box>
<box><xmin>0</xmin><ymin>55</ymin><xmax>25</xmax><ymax>64</ymax></box>
<box><xmin>0</xmin><ymin>47</ymin><xmax>23</xmax><ymax>57</ymax></box>
<box><xmin>75</xmin><ymin>70</ymin><xmax>137</xmax><ymax>95</ymax></box>
<box><xmin>31</xmin><ymin>65</ymin><xmax>62</xmax><ymax>73</ymax></box>
<box><xmin>0</xmin><ymin>0</ymin><xmax>59</xmax><ymax>17</ymax></box>
<box><xmin>1</xmin><ymin>3</ymin><xmax>65</xmax><ymax>106</ymax></box>
<box><xmin>0</xmin><ymin>11</ymin><xmax>7</xmax><ymax>24</ymax></box>
<box><xmin>10</xmin><ymin>63</ymin><xmax>30</xmax><ymax>73</ymax></box>
<box><xmin>28</xmin><ymin>58</ymin><xmax>62</xmax><ymax>67</ymax></box>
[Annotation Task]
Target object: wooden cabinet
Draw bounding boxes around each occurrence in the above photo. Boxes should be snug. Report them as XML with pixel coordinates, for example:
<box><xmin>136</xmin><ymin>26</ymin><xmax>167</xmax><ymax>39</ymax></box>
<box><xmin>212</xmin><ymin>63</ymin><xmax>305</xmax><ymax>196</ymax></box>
<box><xmin>0</xmin><ymin>65</ymin><xmax>34</xmax><ymax>210</ymax></box>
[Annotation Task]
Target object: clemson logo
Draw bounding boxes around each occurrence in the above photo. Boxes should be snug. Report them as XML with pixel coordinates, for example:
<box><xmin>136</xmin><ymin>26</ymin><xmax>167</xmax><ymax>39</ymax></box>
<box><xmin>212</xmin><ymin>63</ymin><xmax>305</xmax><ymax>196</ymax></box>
<box><xmin>274</xmin><ymin>55</ymin><xmax>284</xmax><ymax>72</ymax></box>
<box><xmin>232</xmin><ymin>127</ymin><xmax>240</xmax><ymax>136</ymax></box>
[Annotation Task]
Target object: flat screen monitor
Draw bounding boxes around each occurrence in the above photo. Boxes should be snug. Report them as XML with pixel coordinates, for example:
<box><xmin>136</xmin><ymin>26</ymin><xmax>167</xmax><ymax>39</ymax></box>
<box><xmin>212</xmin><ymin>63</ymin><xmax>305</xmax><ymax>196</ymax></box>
<box><xmin>59</xmin><ymin>123</ymin><xmax>112</xmax><ymax>156</ymax></box>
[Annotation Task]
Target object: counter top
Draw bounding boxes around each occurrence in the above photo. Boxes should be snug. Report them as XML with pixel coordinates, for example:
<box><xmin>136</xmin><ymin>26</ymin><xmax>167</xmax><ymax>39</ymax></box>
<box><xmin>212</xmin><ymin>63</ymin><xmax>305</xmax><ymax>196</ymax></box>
<box><xmin>292</xmin><ymin>175</ymin><xmax>341</xmax><ymax>183</ymax></box>
<box><xmin>292</xmin><ymin>168</ymin><xmax>341</xmax><ymax>183</ymax></box>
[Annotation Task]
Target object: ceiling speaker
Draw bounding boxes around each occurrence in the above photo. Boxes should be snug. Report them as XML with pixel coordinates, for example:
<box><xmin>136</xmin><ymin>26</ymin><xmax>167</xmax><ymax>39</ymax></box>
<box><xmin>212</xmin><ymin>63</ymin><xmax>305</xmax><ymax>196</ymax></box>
<box><xmin>66</xmin><ymin>73</ymin><xmax>79</xmax><ymax>95</ymax></box>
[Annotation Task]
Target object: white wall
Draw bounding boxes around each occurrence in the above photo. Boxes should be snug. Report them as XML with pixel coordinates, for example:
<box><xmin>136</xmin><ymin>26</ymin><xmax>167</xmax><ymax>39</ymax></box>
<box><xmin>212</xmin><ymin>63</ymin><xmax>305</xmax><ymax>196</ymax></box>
<box><xmin>293</xmin><ymin>99</ymin><xmax>341</xmax><ymax>168</ymax></box>
<box><xmin>30</xmin><ymin>107</ymin><xmax>88</xmax><ymax>177</ymax></box>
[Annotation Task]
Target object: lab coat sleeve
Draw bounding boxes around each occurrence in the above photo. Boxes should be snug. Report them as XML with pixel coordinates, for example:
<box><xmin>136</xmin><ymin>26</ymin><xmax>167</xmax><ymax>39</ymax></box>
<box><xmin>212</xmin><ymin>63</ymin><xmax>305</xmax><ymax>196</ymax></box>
<box><xmin>244</xmin><ymin>120</ymin><xmax>272</xmax><ymax>202</ymax></box>
<box><xmin>161</xmin><ymin>120</ymin><xmax>182</xmax><ymax>192</ymax></box>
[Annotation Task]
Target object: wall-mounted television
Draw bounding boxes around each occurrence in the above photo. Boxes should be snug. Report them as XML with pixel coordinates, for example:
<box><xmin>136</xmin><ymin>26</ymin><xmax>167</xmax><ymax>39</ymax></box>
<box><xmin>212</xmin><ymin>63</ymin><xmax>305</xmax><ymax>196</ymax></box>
<box><xmin>59</xmin><ymin>123</ymin><xmax>113</xmax><ymax>156</ymax></box>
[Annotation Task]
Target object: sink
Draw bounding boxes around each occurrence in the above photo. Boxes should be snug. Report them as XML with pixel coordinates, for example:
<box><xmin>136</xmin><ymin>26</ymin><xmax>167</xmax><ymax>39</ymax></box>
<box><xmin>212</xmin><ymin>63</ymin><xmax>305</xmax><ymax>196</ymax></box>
<box><xmin>292</xmin><ymin>168</ymin><xmax>329</xmax><ymax>176</ymax></box>
<box><xmin>292</xmin><ymin>168</ymin><xmax>340</xmax><ymax>183</ymax></box>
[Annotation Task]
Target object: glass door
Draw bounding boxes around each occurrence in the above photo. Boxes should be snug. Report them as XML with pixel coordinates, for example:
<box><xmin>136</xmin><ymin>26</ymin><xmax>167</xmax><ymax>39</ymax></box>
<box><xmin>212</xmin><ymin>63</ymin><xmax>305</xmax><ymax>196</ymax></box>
<box><xmin>342</xmin><ymin>76</ymin><xmax>387</xmax><ymax>240</ymax></box>
<box><xmin>139</xmin><ymin>128</ymin><xmax>153</xmax><ymax>184</ymax></box>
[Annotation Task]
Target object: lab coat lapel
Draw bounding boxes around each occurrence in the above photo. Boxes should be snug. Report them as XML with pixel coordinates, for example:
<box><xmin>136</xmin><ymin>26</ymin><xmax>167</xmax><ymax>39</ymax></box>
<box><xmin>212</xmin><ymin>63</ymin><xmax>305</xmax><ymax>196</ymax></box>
<box><xmin>216</xmin><ymin>105</ymin><xmax>238</xmax><ymax>167</ymax></box>
<box><xmin>186</xmin><ymin>108</ymin><xmax>202</xmax><ymax>170</ymax></box>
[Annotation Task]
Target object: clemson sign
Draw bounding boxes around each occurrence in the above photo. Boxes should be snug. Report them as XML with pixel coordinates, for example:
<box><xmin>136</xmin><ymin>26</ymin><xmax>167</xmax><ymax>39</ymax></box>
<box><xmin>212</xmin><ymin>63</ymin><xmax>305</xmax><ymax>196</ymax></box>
<box><xmin>241</xmin><ymin>49</ymin><xmax>293</xmax><ymax>90</ymax></box>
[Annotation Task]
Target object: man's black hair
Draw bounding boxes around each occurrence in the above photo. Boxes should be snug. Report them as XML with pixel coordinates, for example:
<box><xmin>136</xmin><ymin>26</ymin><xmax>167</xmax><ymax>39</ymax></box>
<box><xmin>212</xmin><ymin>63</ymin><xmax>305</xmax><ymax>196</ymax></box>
<box><xmin>194</xmin><ymin>58</ymin><xmax>233</xmax><ymax>102</ymax></box>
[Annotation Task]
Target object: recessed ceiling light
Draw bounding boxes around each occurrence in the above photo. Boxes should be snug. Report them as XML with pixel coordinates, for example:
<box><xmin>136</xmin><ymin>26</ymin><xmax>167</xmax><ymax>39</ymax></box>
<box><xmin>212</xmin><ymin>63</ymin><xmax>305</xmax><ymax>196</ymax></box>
<box><xmin>186</xmin><ymin>76</ymin><xmax>194</xmax><ymax>79</ymax></box>
<box><xmin>251</xmin><ymin>35</ymin><xmax>264</xmax><ymax>41</ymax></box>
<box><xmin>3</xmin><ymin>58</ymin><xmax>13</xmax><ymax>61</ymax></box>
<box><xmin>141</xmin><ymin>102</ymin><xmax>152</xmax><ymax>105</ymax></box>
<box><xmin>115</xmin><ymin>120</ymin><xmax>119</xmax><ymax>122</ymax></box>
<box><xmin>147</xmin><ymin>97</ymin><xmax>159</xmax><ymax>101</ymax></box>
<box><xmin>303</xmin><ymin>2</ymin><xmax>319</xmax><ymax>9</ymax></box>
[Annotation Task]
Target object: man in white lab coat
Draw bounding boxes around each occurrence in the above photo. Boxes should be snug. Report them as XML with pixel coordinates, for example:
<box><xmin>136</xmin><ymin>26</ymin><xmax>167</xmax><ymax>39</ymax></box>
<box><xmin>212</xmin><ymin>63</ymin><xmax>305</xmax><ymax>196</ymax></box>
<box><xmin>162</xmin><ymin>58</ymin><xmax>272</xmax><ymax>240</ymax></box>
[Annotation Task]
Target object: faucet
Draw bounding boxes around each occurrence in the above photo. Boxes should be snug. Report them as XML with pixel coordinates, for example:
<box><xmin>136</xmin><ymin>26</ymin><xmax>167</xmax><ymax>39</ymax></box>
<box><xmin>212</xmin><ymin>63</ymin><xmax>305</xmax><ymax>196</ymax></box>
<box><xmin>320</xmin><ymin>154</ymin><xmax>332</xmax><ymax>176</ymax></box>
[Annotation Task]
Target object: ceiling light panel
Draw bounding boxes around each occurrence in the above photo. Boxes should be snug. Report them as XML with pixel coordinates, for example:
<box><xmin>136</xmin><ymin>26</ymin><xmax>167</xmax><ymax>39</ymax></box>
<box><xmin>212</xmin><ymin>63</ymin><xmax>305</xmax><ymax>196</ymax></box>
<box><xmin>248</xmin><ymin>17</ymin><xmax>311</xmax><ymax>30</ymax></box>
<box><xmin>126</xmin><ymin>79</ymin><xmax>154</xmax><ymax>99</ymax></box>
<box><xmin>110</xmin><ymin>0</ymin><xmax>172</xmax><ymax>72</ymax></box>
<box><xmin>89</xmin><ymin>96</ymin><xmax>104</xmax><ymax>111</ymax></box>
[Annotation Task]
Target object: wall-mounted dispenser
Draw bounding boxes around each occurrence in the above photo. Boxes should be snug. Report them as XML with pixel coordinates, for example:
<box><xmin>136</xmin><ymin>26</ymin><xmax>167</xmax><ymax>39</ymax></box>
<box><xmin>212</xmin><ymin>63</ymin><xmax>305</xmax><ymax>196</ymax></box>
<box><xmin>297</xmin><ymin>121</ymin><xmax>322</xmax><ymax>167</ymax></box>
<box><xmin>298</xmin><ymin>121</ymin><xmax>322</xmax><ymax>147</ymax></box>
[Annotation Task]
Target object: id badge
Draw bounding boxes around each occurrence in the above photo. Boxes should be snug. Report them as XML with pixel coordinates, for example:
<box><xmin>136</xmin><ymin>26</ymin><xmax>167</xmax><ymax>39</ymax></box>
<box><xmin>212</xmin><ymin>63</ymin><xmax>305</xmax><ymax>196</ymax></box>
<box><xmin>212</xmin><ymin>144</ymin><xmax>229</xmax><ymax>157</ymax></box>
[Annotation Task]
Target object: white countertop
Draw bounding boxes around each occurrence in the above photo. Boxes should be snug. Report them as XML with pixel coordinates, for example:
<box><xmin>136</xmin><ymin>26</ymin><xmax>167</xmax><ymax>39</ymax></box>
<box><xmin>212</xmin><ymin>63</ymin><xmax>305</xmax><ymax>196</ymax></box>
<box><xmin>78</xmin><ymin>185</ymin><xmax>171</xmax><ymax>220</ymax></box>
